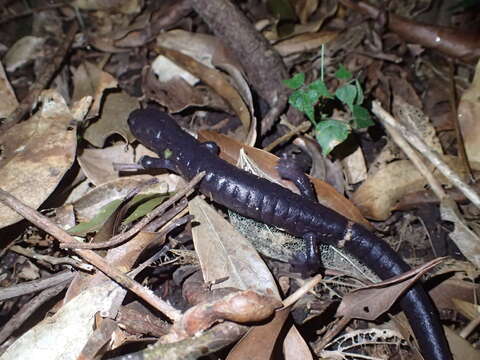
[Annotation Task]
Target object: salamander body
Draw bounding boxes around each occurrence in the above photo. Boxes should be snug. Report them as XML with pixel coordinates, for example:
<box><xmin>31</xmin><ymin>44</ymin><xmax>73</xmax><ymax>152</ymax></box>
<box><xmin>128</xmin><ymin>107</ymin><xmax>451</xmax><ymax>360</ymax></box>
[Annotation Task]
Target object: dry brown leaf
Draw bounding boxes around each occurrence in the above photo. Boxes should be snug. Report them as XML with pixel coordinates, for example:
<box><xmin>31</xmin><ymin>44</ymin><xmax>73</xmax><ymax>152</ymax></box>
<box><xmin>226</xmin><ymin>307</ymin><xmax>291</xmax><ymax>360</ymax></box>
<box><xmin>337</xmin><ymin>258</ymin><xmax>445</xmax><ymax>321</ymax></box>
<box><xmin>0</xmin><ymin>61</ymin><xmax>18</xmax><ymax>117</ymax></box>
<box><xmin>145</xmin><ymin>64</ymin><xmax>229</xmax><ymax>113</ymax></box>
<box><xmin>78</xmin><ymin>143</ymin><xmax>156</xmax><ymax>186</ymax></box>
<box><xmin>156</xmin><ymin>46</ymin><xmax>256</xmax><ymax>145</ymax></box>
<box><xmin>444</xmin><ymin>326</ymin><xmax>480</xmax><ymax>360</ymax></box>
<box><xmin>71</xmin><ymin>61</ymin><xmax>118</xmax><ymax>120</ymax></box>
<box><xmin>0</xmin><ymin>90</ymin><xmax>77</xmax><ymax>228</ymax></box>
<box><xmin>189</xmin><ymin>196</ymin><xmax>278</xmax><ymax>295</ymax></box>
<box><xmin>293</xmin><ymin>0</ymin><xmax>320</xmax><ymax>24</ymax></box>
<box><xmin>352</xmin><ymin>156</ymin><xmax>468</xmax><ymax>220</ymax></box>
<box><xmin>274</xmin><ymin>31</ymin><xmax>338</xmax><ymax>56</ymax></box>
<box><xmin>3</xmin><ymin>36</ymin><xmax>45</xmax><ymax>72</ymax></box>
<box><xmin>459</xmin><ymin>59</ymin><xmax>480</xmax><ymax>169</ymax></box>
<box><xmin>83</xmin><ymin>91</ymin><xmax>138</xmax><ymax>147</ymax></box>
<box><xmin>199</xmin><ymin>130</ymin><xmax>371</xmax><ymax>228</ymax></box>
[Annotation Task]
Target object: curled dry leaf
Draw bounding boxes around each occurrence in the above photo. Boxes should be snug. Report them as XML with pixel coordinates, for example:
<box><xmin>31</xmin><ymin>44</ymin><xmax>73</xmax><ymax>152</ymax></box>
<box><xmin>189</xmin><ymin>196</ymin><xmax>278</xmax><ymax>295</ymax></box>
<box><xmin>458</xmin><ymin>59</ymin><xmax>480</xmax><ymax>169</ymax></box>
<box><xmin>164</xmin><ymin>290</ymin><xmax>281</xmax><ymax>342</ymax></box>
<box><xmin>0</xmin><ymin>61</ymin><xmax>18</xmax><ymax>118</ymax></box>
<box><xmin>83</xmin><ymin>91</ymin><xmax>138</xmax><ymax>147</ymax></box>
<box><xmin>352</xmin><ymin>156</ymin><xmax>468</xmax><ymax>220</ymax></box>
<box><xmin>3</xmin><ymin>36</ymin><xmax>45</xmax><ymax>72</ymax></box>
<box><xmin>336</xmin><ymin>257</ymin><xmax>445</xmax><ymax>321</ymax></box>
<box><xmin>337</xmin><ymin>258</ymin><xmax>444</xmax><ymax>321</ymax></box>
<box><xmin>274</xmin><ymin>31</ymin><xmax>338</xmax><ymax>57</ymax></box>
<box><xmin>155</xmin><ymin>30</ymin><xmax>256</xmax><ymax>145</ymax></box>
<box><xmin>199</xmin><ymin>130</ymin><xmax>371</xmax><ymax>228</ymax></box>
<box><xmin>0</xmin><ymin>90</ymin><xmax>78</xmax><ymax>228</ymax></box>
<box><xmin>71</xmin><ymin>61</ymin><xmax>118</xmax><ymax>120</ymax></box>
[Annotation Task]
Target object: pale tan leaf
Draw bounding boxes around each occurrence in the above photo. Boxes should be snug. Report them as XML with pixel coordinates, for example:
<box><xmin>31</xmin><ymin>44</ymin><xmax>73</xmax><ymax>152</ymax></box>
<box><xmin>0</xmin><ymin>90</ymin><xmax>77</xmax><ymax>228</ymax></box>
<box><xmin>189</xmin><ymin>196</ymin><xmax>277</xmax><ymax>295</ymax></box>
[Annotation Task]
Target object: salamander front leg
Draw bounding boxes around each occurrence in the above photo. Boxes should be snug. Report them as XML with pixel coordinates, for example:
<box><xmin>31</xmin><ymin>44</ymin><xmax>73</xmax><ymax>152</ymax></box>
<box><xmin>291</xmin><ymin>232</ymin><xmax>321</xmax><ymax>274</ymax></box>
<box><xmin>138</xmin><ymin>155</ymin><xmax>179</xmax><ymax>173</ymax></box>
<box><xmin>276</xmin><ymin>157</ymin><xmax>317</xmax><ymax>202</ymax></box>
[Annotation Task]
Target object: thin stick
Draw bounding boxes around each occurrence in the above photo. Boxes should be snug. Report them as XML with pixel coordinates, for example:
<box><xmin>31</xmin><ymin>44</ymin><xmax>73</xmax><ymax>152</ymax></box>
<box><xmin>62</xmin><ymin>172</ymin><xmax>205</xmax><ymax>249</ymax></box>
<box><xmin>372</xmin><ymin>100</ymin><xmax>480</xmax><ymax>209</ymax></box>
<box><xmin>0</xmin><ymin>270</ymin><xmax>74</xmax><ymax>301</ymax></box>
<box><xmin>0</xmin><ymin>189</ymin><xmax>181</xmax><ymax>322</ymax></box>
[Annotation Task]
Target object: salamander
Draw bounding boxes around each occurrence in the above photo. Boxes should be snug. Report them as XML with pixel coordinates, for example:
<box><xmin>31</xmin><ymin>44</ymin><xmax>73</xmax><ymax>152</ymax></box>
<box><xmin>128</xmin><ymin>107</ymin><xmax>452</xmax><ymax>360</ymax></box>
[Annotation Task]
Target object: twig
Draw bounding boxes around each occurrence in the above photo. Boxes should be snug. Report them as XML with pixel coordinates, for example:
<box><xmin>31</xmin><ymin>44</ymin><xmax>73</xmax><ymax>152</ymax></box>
<box><xmin>263</xmin><ymin>121</ymin><xmax>311</xmax><ymax>152</ymax></box>
<box><xmin>0</xmin><ymin>188</ymin><xmax>182</xmax><ymax>322</ymax></box>
<box><xmin>62</xmin><ymin>172</ymin><xmax>204</xmax><ymax>249</ymax></box>
<box><xmin>372</xmin><ymin>100</ymin><xmax>480</xmax><ymax>209</ymax></box>
<box><xmin>0</xmin><ymin>21</ymin><xmax>78</xmax><ymax>131</ymax></box>
<box><xmin>10</xmin><ymin>245</ymin><xmax>92</xmax><ymax>271</ymax></box>
<box><xmin>0</xmin><ymin>270</ymin><xmax>74</xmax><ymax>301</ymax></box>
<box><xmin>0</xmin><ymin>281</ymin><xmax>69</xmax><ymax>345</ymax></box>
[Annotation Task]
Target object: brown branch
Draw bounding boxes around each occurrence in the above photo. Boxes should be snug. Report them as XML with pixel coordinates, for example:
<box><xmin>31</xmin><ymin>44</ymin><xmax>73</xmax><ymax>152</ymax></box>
<box><xmin>0</xmin><ymin>188</ymin><xmax>182</xmax><ymax>322</ymax></box>
<box><xmin>0</xmin><ymin>270</ymin><xmax>74</xmax><ymax>301</ymax></box>
<box><xmin>1</xmin><ymin>21</ymin><xmax>78</xmax><ymax>131</ymax></box>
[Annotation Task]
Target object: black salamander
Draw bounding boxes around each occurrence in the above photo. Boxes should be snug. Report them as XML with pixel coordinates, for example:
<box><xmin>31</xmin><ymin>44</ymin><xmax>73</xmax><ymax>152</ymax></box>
<box><xmin>128</xmin><ymin>108</ymin><xmax>451</xmax><ymax>360</ymax></box>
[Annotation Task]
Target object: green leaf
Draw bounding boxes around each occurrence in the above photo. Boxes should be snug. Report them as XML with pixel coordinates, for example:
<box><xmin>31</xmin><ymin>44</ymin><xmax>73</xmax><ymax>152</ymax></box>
<box><xmin>352</xmin><ymin>105</ymin><xmax>374</xmax><ymax>128</ymax></box>
<box><xmin>354</xmin><ymin>79</ymin><xmax>364</xmax><ymax>105</ymax></box>
<box><xmin>308</xmin><ymin>79</ymin><xmax>332</xmax><ymax>98</ymax></box>
<box><xmin>335</xmin><ymin>64</ymin><xmax>352</xmax><ymax>80</ymax></box>
<box><xmin>123</xmin><ymin>193</ymin><xmax>170</xmax><ymax>225</ymax></box>
<box><xmin>68</xmin><ymin>199</ymin><xmax>123</xmax><ymax>236</ymax></box>
<box><xmin>288</xmin><ymin>89</ymin><xmax>316</xmax><ymax>121</ymax></box>
<box><xmin>315</xmin><ymin>119</ymin><xmax>351</xmax><ymax>155</ymax></box>
<box><xmin>335</xmin><ymin>84</ymin><xmax>357</xmax><ymax>110</ymax></box>
<box><xmin>283</xmin><ymin>73</ymin><xmax>305</xmax><ymax>89</ymax></box>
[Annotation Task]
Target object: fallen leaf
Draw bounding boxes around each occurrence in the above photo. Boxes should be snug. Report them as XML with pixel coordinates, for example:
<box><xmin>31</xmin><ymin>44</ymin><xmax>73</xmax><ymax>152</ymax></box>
<box><xmin>0</xmin><ymin>61</ymin><xmax>18</xmax><ymax>117</ymax></box>
<box><xmin>337</xmin><ymin>257</ymin><xmax>445</xmax><ymax>321</ymax></box>
<box><xmin>83</xmin><ymin>91</ymin><xmax>138</xmax><ymax>147</ymax></box>
<box><xmin>189</xmin><ymin>196</ymin><xmax>278</xmax><ymax>295</ymax></box>
<box><xmin>0</xmin><ymin>90</ymin><xmax>78</xmax><ymax>228</ymax></box>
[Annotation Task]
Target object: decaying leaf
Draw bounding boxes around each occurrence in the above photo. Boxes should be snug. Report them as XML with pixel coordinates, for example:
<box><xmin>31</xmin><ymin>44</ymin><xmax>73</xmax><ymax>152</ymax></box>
<box><xmin>337</xmin><ymin>258</ymin><xmax>445</xmax><ymax>321</ymax></box>
<box><xmin>0</xmin><ymin>61</ymin><xmax>18</xmax><ymax>118</ymax></box>
<box><xmin>189</xmin><ymin>196</ymin><xmax>278</xmax><ymax>294</ymax></box>
<box><xmin>0</xmin><ymin>90</ymin><xmax>78</xmax><ymax>228</ymax></box>
<box><xmin>459</xmin><ymin>59</ymin><xmax>480</xmax><ymax>169</ymax></box>
<box><xmin>83</xmin><ymin>91</ymin><xmax>138</xmax><ymax>147</ymax></box>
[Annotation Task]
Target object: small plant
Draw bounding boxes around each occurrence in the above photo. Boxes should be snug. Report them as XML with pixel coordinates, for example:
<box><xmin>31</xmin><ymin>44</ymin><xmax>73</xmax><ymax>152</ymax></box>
<box><xmin>283</xmin><ymin>64</ymin><xmax>373</xmax><ymax>155</ymax></box>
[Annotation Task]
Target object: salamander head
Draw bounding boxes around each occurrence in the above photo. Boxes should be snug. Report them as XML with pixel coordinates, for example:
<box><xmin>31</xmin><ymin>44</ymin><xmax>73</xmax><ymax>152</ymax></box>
<box><xmin>128</xmin><ymin>107</ymin><xmax>183</xmax><ymax>152</ymax></box>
